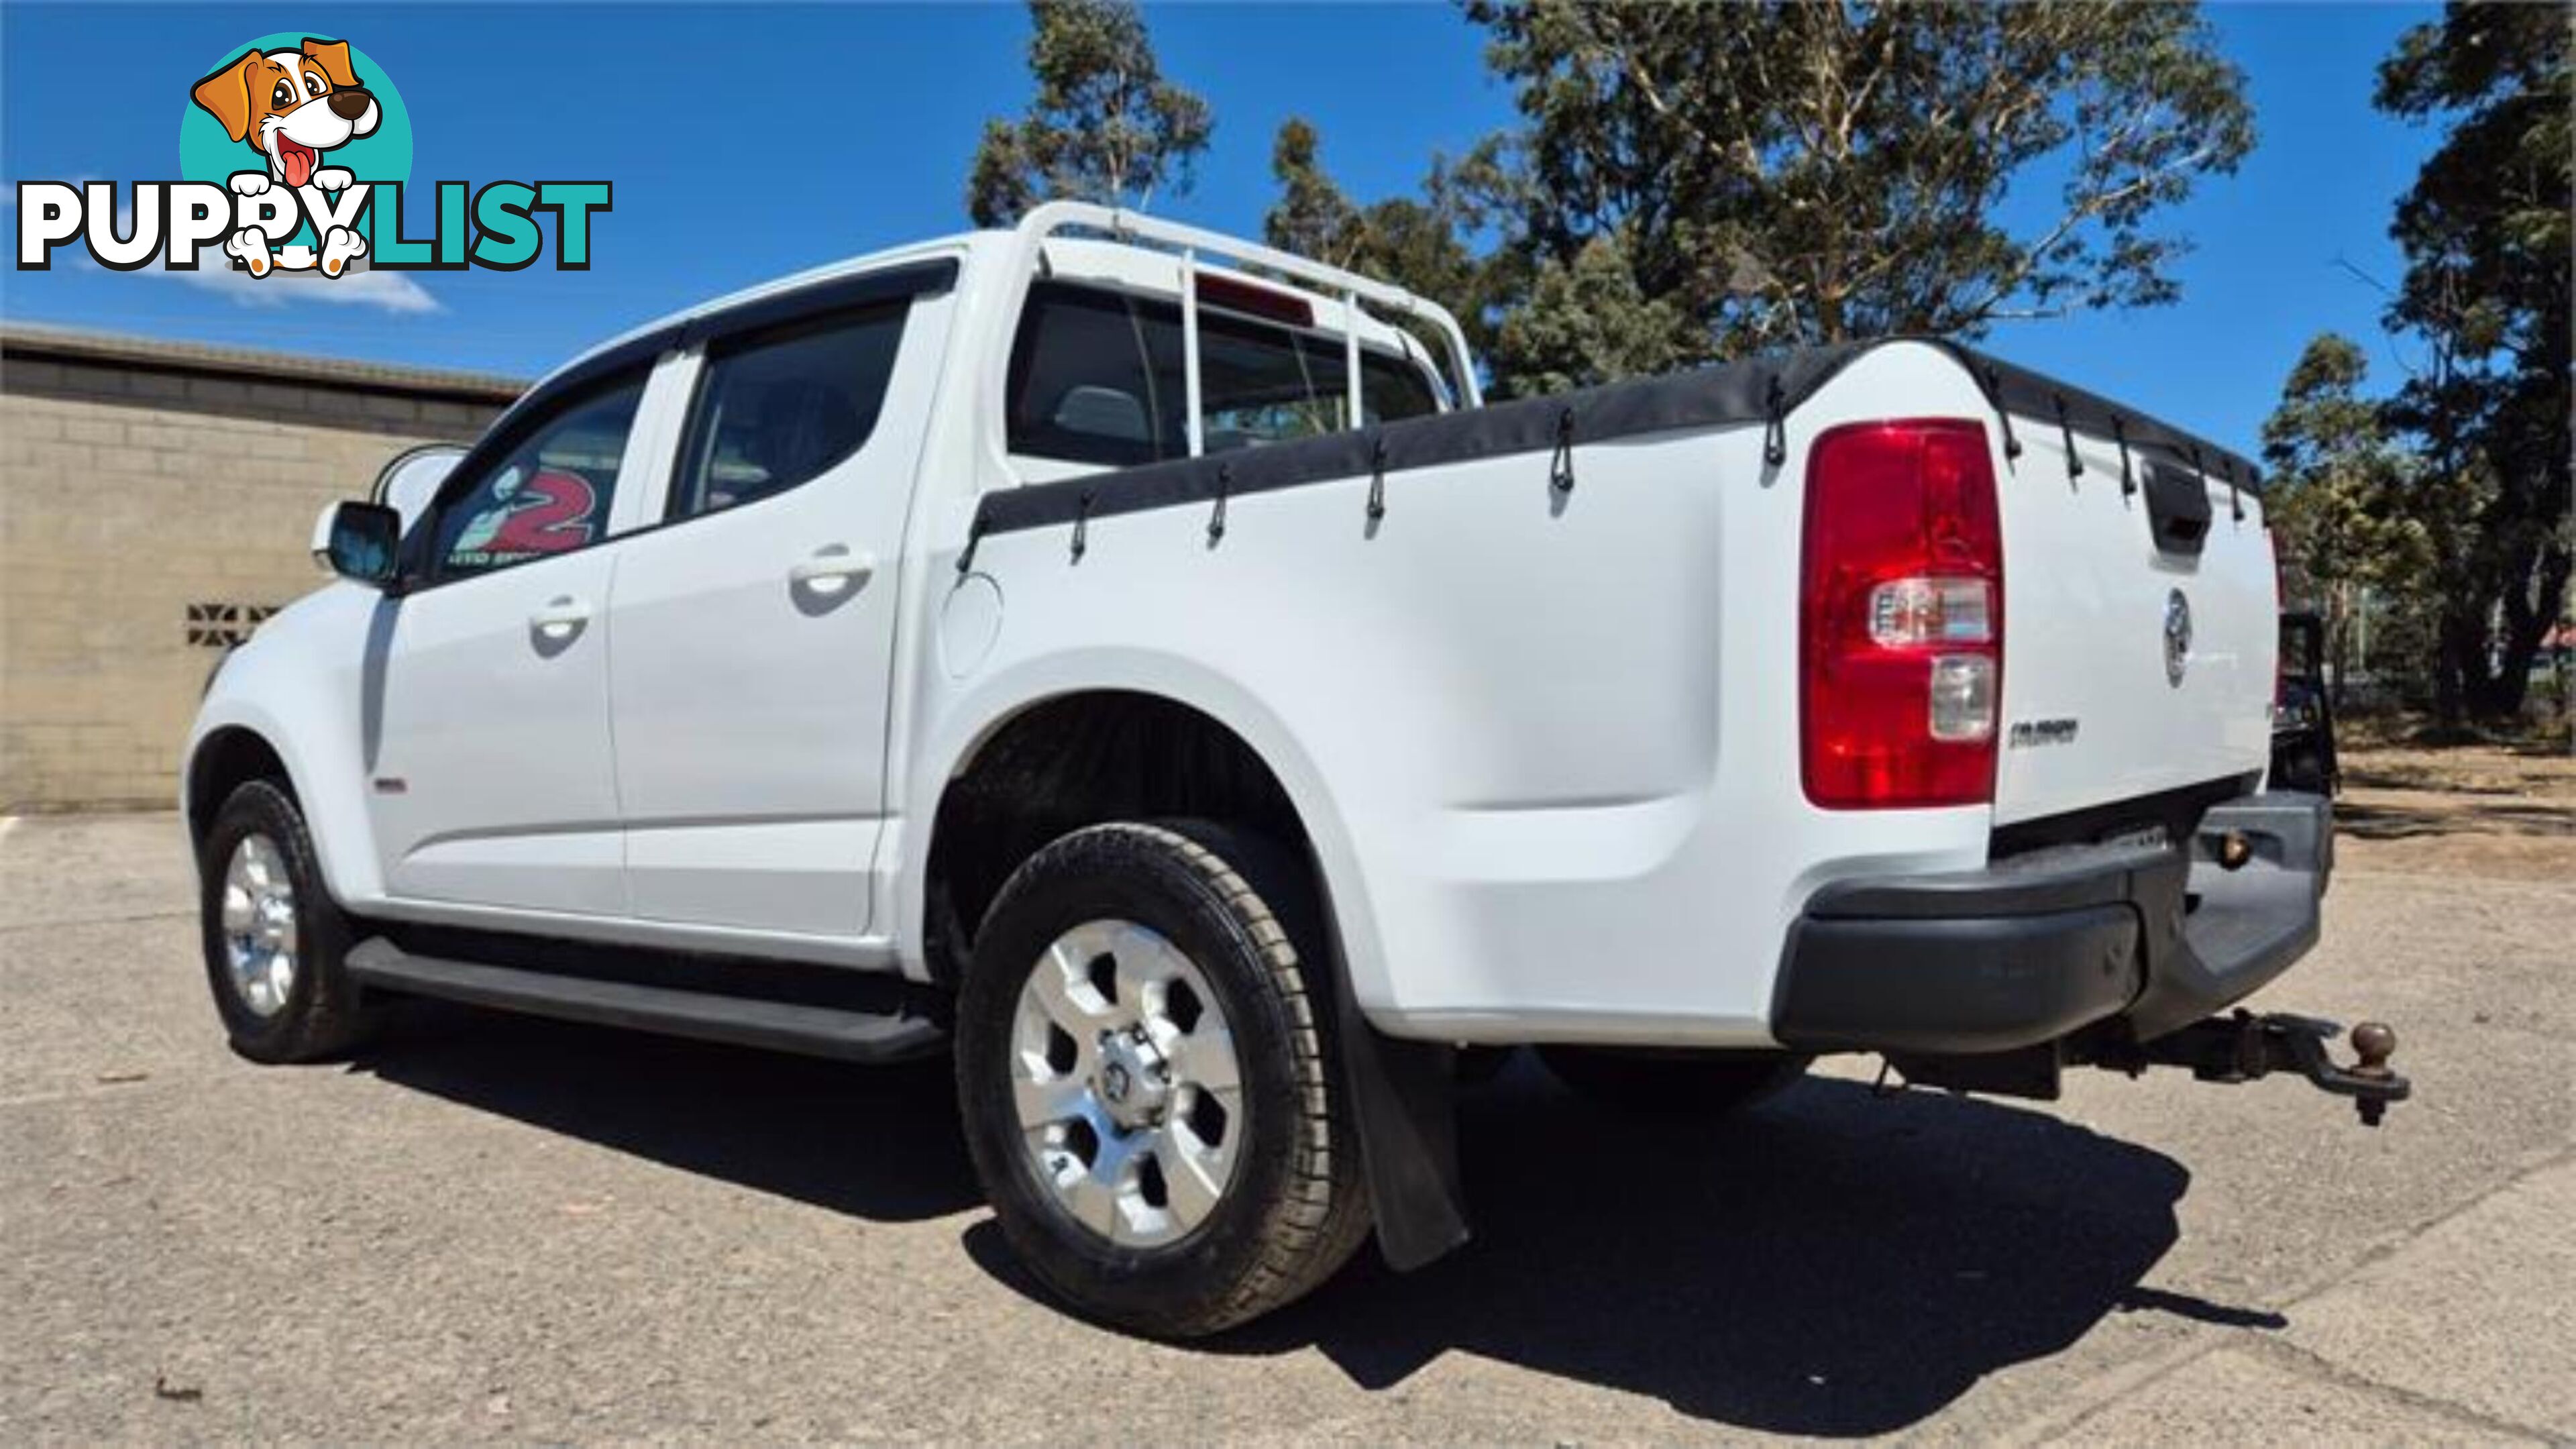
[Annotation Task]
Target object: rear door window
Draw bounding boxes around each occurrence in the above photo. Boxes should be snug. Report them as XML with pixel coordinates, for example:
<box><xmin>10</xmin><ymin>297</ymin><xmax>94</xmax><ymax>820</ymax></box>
<box><xmin>667</xmin><ymin>303</ymin><xmax>909</xmax><ymax>521</ymax></box>
<box><xmin>1006</xmin><ymin>280</ymin><xmax>1440</xmax><ymax>467</ymax></box>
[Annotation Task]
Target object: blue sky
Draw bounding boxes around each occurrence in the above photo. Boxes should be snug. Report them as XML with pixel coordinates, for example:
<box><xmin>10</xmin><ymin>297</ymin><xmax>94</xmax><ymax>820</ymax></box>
<box><xmin>2</xmin><ymin>3</ymin><xmax>2438</xmax><ymax>455</ymax></box>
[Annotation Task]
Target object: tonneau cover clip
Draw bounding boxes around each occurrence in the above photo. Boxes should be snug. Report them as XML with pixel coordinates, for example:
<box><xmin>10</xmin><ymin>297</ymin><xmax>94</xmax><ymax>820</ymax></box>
<box><xmin>1982</xmin><ymin>365</ymin><xmax>2024</xmax><ymax>462</ymax></box>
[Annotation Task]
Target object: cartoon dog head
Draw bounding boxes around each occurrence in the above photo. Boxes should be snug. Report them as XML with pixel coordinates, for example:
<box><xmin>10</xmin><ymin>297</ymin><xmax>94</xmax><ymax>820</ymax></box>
<box><xmin>191</xmin><ymin>38</ymin><xmax>380</xmax><ymax>189</ymax></box>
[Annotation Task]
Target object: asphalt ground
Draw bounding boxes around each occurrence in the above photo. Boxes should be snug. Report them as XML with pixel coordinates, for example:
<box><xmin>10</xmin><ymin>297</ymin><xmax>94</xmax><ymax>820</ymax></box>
<box><xmin>2</xmin><ymin>781</ymin><xmax>2568</xmax><ymax>1444</ymax></box>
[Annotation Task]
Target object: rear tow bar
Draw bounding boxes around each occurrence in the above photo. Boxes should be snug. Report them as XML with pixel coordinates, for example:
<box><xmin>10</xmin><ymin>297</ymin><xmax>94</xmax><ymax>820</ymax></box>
<box><xmin>2084</xmin><ymin>1011</ymin><xmax>2411</xmax><ymax>1126</ymax></box>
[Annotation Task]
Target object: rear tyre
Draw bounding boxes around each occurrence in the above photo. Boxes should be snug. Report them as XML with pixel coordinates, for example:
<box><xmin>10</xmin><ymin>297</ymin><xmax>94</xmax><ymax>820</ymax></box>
<box><xmin>955</xmin><ymin>820</ymin><xmax>1369</xmax><ymax>1338</ymax></box>
<box><xmin>1538</xmin><ymin>1045</ymin><xmax>1810</xmax><ymax>1120</ymax></box>
<box><xmin>197</xmin><ymin>779</ymin><xmax>382</xmax><ymax>1064</ymax></box>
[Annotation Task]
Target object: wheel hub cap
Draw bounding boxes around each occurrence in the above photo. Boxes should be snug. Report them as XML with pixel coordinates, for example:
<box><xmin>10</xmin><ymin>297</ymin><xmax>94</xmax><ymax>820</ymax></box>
<box><xmin>1009</xmin><ymin>919</ymin><xmax>1244</xmax><ymax>1248</ymax></box>
<box><xmin>219</xmin><ymin>833</ymin><xmax>299</xmax><ymax>1018</ymax></box>
<box><xmin>1093</xmin><ymin>1027</ymin><xmax>1172</xmax><ymax>1129</ymax></box>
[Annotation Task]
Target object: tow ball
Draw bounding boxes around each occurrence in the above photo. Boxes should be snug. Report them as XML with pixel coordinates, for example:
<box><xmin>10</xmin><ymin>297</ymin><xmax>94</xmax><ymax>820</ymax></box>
<box><xmin>2091</xmin><ymin>1011</ymin><xmax>2410</xmax><ymax>1126</ymax></box>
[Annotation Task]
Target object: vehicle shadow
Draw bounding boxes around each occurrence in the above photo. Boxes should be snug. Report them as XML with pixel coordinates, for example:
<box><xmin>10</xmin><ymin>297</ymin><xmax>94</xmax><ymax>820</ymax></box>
<box><xmin>971</xmin><ymin>1059</ymin><xmax>2233</xmax><ymax>1437</ymax></box>
<box><xmin>352</xmin><ymin>1001</ymin><xmax>981</xmax><ymax>1224</ymax></box>
<box><xmin>2333</xmin><ymin>797</ymin><xmax>2570</xmax><ymax>841</ymax></box>
<box><xmin>354</xmin><ymin>1006</ymin><xmax>2244</xmax><ymax>1437</ymax></box>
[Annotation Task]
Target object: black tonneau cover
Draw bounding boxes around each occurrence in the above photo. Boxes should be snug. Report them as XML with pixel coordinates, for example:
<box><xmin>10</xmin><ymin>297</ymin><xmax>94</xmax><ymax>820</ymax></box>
<box><xmin>971</xmin><ymin>337</ymin><xmax>2261</xmax><ymax>542</ymax></box>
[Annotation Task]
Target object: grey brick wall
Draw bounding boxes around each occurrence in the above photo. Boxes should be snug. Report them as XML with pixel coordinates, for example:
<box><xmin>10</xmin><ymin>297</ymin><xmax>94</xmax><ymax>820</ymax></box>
<box><xmin>1</xmin><ymin>337</ymin><xmax>517</xmax><ymax>811</ymax></box>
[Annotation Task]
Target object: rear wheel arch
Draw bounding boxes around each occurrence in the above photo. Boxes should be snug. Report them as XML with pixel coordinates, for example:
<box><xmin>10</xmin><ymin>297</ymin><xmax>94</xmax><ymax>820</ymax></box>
<box><xmin>923</xmin><ymin>690</ymin><xmax>1323</xmax><ymax>990</ymax></box>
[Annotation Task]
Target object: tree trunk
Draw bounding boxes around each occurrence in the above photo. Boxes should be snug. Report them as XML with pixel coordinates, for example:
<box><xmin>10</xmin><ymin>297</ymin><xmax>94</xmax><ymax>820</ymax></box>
<box><xmin>2469</xmin><ymin>543</ymin><xmax>2573</xmax><ymax>721</ymax></box>
<box><xmin>2326</xmin><ymin>601</ymin><xmax>2353</xmax><ymax>713</ymax></box>
<box><xmin>2432</xmin><ymin>612</ymin><xmax>2473</xmax><ymax>729</ymax></box>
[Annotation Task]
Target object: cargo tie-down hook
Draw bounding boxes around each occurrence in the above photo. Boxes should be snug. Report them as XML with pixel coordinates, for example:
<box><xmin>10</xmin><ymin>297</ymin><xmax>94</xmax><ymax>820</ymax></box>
<box><xmin>1982</xmin><ymin>366</ymin><xmax>2024</xmax><ymax>463</ymax></box>
<box><xmin>1366</xmin><ymin>435</ymin><xmax>1389</xmax><ymax>523</ymax></box>
<box><xmin>2112</xmin><ymin>416</ymin><xmax>2137</xmax><ymax>499</ymax></box>
<box><xmin>1549</xmin><ymin>408</ymin><xmax>1577</xmax><ymax>495</ymax></box>
<box><xmin>1071</xmin><ymin>489</ymin><xmax>1094</xmax><ymax>561</ymax></box>
<box><xmin>956</xmin><ymin>508</ymin><xmax>988</xmax><ymax>576</ymax></box>
<box><xmin>1208</xmin><ymin>464</ymin><xmax>1231</xmax><ymax>545</ymax></box>
<box><xmin>1762</xmin><ymin>375</ymin><xmax>1788</xmax><ymax>468</ymax></box>
<box><xmin>2054</xmin><ymin>393</ymin><xmax>2083</xmax><ymax>479</ymax></box>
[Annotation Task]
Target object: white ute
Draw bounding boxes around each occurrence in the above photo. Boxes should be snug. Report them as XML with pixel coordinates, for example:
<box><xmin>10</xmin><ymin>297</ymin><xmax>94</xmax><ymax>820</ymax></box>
<box><xmin>186</xmin><ymin>202</ymin><xmax>2406</xmax><ymax>1336</ymax></box>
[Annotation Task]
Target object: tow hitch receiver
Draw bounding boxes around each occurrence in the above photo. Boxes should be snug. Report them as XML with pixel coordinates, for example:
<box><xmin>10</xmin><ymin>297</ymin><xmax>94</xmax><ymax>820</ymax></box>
<box><xmin>2088</xmin><ymin>1011</ymin><xmax>2410</xmax><ymax>1126</ymax></box>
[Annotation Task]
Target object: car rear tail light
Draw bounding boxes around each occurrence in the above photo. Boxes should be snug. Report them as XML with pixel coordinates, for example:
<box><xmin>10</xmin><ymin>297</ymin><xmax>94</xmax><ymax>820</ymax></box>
<box><xmin>1801</xmin><ymin>419</ymin><xmax>2005</xmax><ymax>808</ymax></box>
<box><xmin>1868</xmin><ymin>577</ymin><xmax>1994</xmax><ymax>647</ymax></box>
<box><xmin>1927</xmin><ymin>655</ymin><xmax>1996</xmax><ymax>741</ymax></box>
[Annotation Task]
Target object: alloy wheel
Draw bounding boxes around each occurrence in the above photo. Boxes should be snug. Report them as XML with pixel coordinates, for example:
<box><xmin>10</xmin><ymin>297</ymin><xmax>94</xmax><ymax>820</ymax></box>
<box><xmin>1010</xmin><ymin>918</ymin><xmax>1244</xmax><ymax>1248</ymax></box>
<box><xmin>219</xmin><ymin>833</ymin><xmax>299</xmax><ymax>1018</ymax></box>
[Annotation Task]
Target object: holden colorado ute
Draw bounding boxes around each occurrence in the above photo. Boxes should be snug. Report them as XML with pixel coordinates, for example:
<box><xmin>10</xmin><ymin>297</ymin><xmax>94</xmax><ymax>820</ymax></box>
<box><xmin>184</xmin><ymin>202</ymin><xmax>2406</xmax><ymax>1337</ymax></box>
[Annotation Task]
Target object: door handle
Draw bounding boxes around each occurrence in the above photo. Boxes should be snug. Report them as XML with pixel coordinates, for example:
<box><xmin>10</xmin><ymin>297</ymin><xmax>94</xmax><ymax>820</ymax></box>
<box><xmin>529</xmin><ymin>595</ymin><xmax>591</xmax><ymax>643</ymax></box>
<box><xmin>789</xmin><ymin>545</ymin><xmax>875</xmax><ymax>596</ymax></box>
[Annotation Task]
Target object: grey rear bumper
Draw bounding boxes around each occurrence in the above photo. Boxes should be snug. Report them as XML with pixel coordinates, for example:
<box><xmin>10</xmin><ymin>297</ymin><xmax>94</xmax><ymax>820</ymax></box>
<box><xmin>1773</xmin><ymin>791</ymin><xmax>2332</xmax><ymax>1054</ymax></box>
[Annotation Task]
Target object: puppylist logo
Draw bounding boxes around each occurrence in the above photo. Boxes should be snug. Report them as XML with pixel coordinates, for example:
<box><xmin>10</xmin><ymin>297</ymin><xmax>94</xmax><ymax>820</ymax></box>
<box><xmin>15</xmin><ymin>34</ymin><xmax>608</xmax><ymax>278</ymax></box>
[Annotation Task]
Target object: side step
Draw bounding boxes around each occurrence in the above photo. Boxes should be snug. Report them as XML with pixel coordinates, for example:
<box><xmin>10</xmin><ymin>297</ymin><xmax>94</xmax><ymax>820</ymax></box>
<box><xmin>345</xmin><ymin>938</ymin><xmax>946</xmax><ymax>1063</ymax></box>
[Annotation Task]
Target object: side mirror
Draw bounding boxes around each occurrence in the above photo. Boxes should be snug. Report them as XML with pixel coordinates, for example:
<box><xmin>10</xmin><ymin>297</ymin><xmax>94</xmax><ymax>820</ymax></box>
<box><xmin>311</xmin><ymin>500</ymin><xmax>402</xmax><ymax>588</ymax></box>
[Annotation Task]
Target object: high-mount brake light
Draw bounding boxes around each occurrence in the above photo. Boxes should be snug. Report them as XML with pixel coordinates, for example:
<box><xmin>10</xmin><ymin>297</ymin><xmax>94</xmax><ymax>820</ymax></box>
<box><xmin>1800</xmin><ymin>419</ymin><xmax>2006</xmax><ymax>808</ymax></box>
<box><xmin>1193</xmin><ymin>272</ymin><xmax>1316</xmax><ymax>329</ymax></box>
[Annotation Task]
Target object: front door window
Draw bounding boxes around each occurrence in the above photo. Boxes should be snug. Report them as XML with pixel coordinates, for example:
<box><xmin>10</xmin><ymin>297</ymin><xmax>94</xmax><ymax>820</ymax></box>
<box><xmin>430</xmin><ymin>377</ymin><xmax>645</xmax><ymax>580</ymax></box>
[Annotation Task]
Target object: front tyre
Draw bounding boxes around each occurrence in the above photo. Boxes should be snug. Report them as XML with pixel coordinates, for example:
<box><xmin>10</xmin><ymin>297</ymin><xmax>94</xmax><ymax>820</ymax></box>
<box><xmin>197</xmin><ymin>779</ymin><xmax>381</xmax><ymax>1063</ymax></box>
<box><xmin>955</xmin><ymin>821</ymin><xmax>1369</xmax><ymax>1338</ymax></box>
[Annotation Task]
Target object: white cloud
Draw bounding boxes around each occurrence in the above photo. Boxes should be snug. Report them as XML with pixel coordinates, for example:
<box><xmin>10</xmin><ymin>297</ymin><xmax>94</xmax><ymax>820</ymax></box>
<box><xmin>39</xmin><ymin>184</ymin><xmax>447</xmax><ymax>316</ymax></box>
<box><xmin>165</xmin><ymin>255</ymin><xmax>441</xmax><ymax>315</ymax></box>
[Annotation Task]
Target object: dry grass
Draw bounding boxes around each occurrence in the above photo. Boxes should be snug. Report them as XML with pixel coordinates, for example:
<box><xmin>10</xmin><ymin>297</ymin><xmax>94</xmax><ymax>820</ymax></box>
<box><xmin>2332</xmin><ymin>722</ymin><xmax>2574</xmax><ymax>880</ymax></box>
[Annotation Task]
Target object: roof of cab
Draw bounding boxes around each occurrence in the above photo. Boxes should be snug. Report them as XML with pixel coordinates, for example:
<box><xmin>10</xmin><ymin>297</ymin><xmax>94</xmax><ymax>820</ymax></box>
<box><xmin>520</xmin><ymin>225</ymin><xmax>1428</xmax><ymax>406</ymax></box>
<box><xmin>520</xmin><ymin>231</ymin><xmax>987</xmax><ymax>399</ymax></box>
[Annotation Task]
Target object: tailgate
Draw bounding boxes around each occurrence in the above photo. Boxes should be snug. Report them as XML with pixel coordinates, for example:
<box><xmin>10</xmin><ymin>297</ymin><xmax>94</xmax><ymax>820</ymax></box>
<box><xmin>1992</xmin><ymin>419</ymin><xmax>2276</xmax><ymax>824</ymax></box>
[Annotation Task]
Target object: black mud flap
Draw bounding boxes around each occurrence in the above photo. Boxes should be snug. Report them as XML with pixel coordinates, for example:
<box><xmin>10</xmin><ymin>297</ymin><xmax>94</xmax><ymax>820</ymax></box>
<box><xmin>1317</xmin><ymin>895</ymin><xmax>1469</xmax><ymax>1270</ymax></box>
